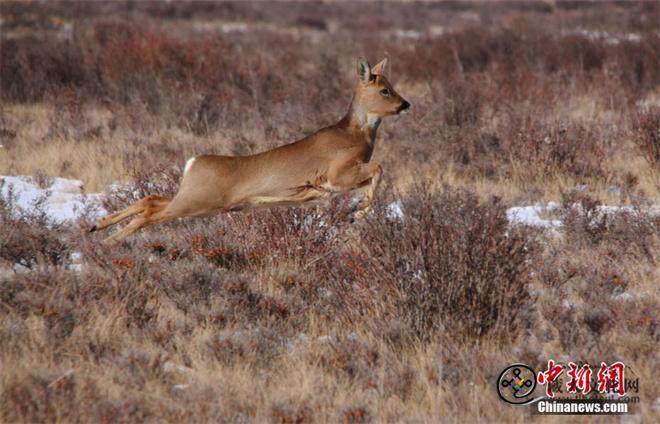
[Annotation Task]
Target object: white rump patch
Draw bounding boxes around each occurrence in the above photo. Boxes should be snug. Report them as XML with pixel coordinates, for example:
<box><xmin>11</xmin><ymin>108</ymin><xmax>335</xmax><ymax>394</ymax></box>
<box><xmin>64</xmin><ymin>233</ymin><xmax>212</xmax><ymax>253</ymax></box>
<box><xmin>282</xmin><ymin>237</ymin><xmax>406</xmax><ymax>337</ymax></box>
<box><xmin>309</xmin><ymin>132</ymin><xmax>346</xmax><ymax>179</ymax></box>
<box><xmin>183</xmin><ymin>157</ymin><xmax>196</xmax><ymax>175</ymax></box>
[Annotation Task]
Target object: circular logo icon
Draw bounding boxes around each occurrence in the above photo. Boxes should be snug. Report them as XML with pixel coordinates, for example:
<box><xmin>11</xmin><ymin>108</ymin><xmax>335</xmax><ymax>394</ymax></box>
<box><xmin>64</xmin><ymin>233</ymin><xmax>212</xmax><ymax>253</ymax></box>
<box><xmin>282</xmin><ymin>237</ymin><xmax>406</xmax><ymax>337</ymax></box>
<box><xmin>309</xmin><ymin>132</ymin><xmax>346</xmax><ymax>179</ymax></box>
<box><xmin>497</xmin><ymin>364</ymin><xmax>537</xmax><ymax>404</ymax></box>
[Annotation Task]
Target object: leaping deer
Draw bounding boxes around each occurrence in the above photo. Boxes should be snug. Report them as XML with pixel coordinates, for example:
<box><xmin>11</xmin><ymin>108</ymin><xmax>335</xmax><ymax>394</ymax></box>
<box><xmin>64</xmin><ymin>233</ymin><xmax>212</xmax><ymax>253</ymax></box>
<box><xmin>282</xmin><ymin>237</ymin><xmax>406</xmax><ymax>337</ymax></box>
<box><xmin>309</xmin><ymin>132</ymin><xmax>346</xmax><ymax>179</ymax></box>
<box><xmin>90</xmin><ymin>57</ymin><xmax>410</xmax><ymax>243</ymax></box>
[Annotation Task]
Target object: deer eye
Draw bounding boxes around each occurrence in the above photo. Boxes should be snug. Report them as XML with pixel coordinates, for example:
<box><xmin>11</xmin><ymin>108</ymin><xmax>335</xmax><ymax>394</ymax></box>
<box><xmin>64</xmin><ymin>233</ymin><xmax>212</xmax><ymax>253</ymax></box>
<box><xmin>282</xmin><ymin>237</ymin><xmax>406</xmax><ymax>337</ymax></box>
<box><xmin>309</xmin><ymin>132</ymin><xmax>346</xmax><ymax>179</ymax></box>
<box><xmin>380</xmin><ymin>88</ymin><xmax>391</xmax><ymax>97</ymax></box>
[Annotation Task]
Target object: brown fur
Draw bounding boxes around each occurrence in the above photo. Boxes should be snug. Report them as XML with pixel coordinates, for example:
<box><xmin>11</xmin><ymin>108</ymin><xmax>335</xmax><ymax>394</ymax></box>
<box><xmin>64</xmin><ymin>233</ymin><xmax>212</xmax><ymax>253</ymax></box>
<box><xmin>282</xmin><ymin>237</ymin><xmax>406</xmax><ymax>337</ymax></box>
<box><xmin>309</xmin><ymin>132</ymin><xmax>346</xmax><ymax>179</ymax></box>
<box><xmin>91</xmin><ymin>58</ymin><xmax>410</xmax><ymax>242</ymax></box>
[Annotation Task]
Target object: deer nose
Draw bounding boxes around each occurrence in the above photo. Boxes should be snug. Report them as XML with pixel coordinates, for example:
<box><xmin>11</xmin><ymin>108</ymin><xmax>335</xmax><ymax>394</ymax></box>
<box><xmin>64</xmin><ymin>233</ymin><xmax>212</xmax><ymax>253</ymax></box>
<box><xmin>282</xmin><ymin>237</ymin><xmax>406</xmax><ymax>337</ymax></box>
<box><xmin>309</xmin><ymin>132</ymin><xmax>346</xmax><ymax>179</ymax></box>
<box><xmin>398</xmin><ymin>100</ymin><xmax>411</xmax><ymax>113</ymax></box>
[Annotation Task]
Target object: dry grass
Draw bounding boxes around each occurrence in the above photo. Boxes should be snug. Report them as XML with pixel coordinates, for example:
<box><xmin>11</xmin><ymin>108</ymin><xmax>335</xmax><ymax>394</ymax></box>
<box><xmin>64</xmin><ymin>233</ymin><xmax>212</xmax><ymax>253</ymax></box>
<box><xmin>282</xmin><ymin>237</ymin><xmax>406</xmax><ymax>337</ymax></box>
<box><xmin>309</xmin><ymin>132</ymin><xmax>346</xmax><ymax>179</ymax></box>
<box><xmin>1</xmin><ymin>187</ymin><xmax>658</xmax><ymax>422</ymax></box>
<box><xmin>1</xmin><ymin>1</ymin><xmax>659</xmax><ymax>422</ymax></box>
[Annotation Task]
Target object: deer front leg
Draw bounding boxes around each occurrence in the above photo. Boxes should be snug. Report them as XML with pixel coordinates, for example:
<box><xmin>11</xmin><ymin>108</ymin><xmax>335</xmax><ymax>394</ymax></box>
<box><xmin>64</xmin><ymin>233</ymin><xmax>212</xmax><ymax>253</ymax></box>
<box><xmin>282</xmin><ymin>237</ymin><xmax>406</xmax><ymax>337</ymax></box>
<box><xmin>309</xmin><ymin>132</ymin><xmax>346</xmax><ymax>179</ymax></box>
<box><xmin>327</xmin><ymin>161</ymin><xmax>382</xmax><ymax>219</ymax></box>
<box><xmin>355</xmin><ymin>163</ymin><xmax>382</xmax><ymax>219</ymax></box>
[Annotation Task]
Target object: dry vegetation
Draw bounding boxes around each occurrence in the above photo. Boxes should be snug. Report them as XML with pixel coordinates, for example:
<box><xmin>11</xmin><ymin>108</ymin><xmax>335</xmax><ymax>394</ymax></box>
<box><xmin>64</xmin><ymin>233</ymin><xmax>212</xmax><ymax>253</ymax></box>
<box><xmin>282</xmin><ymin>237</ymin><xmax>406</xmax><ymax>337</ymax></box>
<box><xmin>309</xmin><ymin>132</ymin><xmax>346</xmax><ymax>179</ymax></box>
<box><xmin>1</xmin><ymin>1</ymin><xmax>659</xmax><ymax>422</ymax></box>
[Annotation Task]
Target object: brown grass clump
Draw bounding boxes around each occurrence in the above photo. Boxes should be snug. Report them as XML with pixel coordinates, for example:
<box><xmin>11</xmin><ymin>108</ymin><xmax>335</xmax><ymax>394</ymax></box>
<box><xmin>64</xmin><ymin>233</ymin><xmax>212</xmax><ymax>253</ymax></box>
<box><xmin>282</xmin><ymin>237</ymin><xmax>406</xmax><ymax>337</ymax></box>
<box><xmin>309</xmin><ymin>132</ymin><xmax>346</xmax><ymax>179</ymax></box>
<box><xmin>632</xmin><ymin>106</ymin><xmax>660</xmax><ymax>172</ymax></box>
<box><xmin>1</xmin><ymin>1</ymin><xmax>659</xmax><ymax>422</ymax></box>
<box><xmin>328</xmin><ymin>187</ymin><xmax>538</xmax><ymax>342</ymax></box>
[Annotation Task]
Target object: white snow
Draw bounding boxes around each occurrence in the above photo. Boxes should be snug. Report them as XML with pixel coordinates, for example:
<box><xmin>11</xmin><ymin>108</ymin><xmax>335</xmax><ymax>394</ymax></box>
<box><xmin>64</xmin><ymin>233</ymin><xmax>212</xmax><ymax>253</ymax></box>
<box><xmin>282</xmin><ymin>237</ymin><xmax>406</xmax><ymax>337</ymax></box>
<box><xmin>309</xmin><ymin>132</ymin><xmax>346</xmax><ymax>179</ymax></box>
<box><xmin>561</xmin><ymin>29</ymin><xmax>642</xmax><ymax>45</ymax></box>
<box><xmin>385</xmin><ymin>200</ymin><xmax>564</xmax><ymax>228</ymax></box>
<box><xmin>391</xmin><ymin>29</ymin><xmax>422</xmax><ymax>40</ymax></box>
<box><xmin>506</xmin><ymin>202</ymin><xmax>562</xmax><ymax>229</ymax></box>
<box><xmin>386</xmin><ymin>199</ymin><xmax>659</xmax><ymax>230</ymax></box>
<box><xmin>612</xmin><ymin>292</ymin><xmax>641</xmax><ymax>302</ymax></box>
<box><xmin>506</xmin><ymin>202</ymin><xmax>660</xmax><ymax>229</ymax></box>
<box><xmin>386</xmin><ymin>200</ymin><xmax>405</xmax><ymax>220</ymax></box>
<box><xmin>0</xmin><ymin>175</ymin><xmax>106</xmax><ymax>224</ymax></box>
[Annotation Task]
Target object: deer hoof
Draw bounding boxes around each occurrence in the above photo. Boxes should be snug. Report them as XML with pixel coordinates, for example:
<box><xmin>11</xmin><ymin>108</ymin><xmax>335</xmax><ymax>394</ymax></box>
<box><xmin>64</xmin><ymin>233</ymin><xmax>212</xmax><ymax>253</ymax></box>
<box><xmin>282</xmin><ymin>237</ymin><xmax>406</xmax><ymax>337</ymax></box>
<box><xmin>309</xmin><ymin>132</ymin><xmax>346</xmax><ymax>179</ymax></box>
<box><xmin>354</xmin><ymin>209</ymin><xmax>369</xmax><ymax>220</ymax></box>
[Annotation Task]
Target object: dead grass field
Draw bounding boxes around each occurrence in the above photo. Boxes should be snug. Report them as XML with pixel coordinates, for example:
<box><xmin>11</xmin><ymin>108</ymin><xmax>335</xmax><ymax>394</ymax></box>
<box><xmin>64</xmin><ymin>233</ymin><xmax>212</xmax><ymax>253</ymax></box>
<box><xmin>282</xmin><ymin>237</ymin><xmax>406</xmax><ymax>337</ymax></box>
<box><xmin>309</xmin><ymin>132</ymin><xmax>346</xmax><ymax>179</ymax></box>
<box><xmin>1</xmin><ymin>1</ymin><xmax>659</xmax><ymax>422</ymax></box>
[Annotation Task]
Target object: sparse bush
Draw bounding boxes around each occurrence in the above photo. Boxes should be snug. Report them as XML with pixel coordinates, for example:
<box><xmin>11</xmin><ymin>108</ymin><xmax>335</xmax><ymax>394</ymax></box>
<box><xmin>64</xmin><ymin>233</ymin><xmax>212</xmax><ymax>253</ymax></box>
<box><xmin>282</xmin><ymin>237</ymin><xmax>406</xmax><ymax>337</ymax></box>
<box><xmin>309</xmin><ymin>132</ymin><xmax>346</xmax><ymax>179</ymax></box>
<box><xmin>0</xmin><ymin>187</ymin><xmax>69</xmax><ymax>269</ymax></box>
<box><xmin>560</xmin><ymin>190</ymin><xmax>659</xmax><ymax>260</ymax></box>
<box><xmin>633</xmin><ymin>106</ymin><xmax>660</xmax><ymax>170</ymax></box>
<box><xmin>328</xmin><ymin>186</ymin><xmax>539</xmax><ymax>342</ymax></box>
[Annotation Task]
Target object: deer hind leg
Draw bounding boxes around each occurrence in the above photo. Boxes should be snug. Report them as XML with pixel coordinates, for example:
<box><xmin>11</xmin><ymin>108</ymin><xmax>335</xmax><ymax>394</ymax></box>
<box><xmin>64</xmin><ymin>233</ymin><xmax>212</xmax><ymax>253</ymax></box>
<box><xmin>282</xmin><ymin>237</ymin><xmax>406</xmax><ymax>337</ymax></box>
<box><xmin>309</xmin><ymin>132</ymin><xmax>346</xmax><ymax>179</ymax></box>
<box><xmin>90</xmin><ymin>195</ymin><xmax>170</xmax><ymax>233</ymax></box>
<box><xmin>102</xmin><ymin>198</ymin><xmax>176</xmax><ymax>244</ymax></box>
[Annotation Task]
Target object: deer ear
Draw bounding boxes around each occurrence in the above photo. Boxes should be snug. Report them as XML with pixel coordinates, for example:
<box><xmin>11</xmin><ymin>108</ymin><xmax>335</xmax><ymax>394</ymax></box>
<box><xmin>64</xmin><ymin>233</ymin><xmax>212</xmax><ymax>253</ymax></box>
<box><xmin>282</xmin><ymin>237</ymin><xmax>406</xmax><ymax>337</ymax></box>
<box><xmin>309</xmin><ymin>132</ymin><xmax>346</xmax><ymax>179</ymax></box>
<box><xmin>357</xmin><ymin>58</ymin><xmax>373</xmax><ymax>84</ymax></box>
<box><xmin>371</xmin><ymin>57</ymin><xmax>388</xmax><ymax>76</ymax></box>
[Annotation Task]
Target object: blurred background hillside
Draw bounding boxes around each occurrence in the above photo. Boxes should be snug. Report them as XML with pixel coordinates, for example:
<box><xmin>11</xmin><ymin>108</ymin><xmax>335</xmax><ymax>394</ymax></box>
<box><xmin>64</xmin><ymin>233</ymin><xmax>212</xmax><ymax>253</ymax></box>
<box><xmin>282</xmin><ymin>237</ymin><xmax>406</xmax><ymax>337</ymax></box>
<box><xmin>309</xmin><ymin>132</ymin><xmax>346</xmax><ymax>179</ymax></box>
<box><xmin>1</xmin><ymin>0</ymin><xmax>658</xmax><ymax>202</ymax></box>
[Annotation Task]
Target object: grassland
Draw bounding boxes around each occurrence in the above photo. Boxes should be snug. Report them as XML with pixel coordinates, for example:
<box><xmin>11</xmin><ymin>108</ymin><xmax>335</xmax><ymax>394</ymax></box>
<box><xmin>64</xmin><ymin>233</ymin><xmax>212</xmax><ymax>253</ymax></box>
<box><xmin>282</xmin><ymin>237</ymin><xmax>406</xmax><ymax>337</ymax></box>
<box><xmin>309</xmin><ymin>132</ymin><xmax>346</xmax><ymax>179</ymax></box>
<box><xmin>1</xmin><ymin>1</ymin><xmax>658</xmax><ymax>422</ymax></box>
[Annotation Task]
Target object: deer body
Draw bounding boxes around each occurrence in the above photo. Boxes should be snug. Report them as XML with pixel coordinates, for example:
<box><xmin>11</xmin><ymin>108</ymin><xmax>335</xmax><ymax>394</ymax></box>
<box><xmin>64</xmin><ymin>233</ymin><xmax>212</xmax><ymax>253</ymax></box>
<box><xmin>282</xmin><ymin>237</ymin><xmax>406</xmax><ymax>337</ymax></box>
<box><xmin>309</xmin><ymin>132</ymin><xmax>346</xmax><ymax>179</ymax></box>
<box><xmin>91</xmin><ymin>58</ymin><xmax>409</xmax><ymax>242</ymax></box>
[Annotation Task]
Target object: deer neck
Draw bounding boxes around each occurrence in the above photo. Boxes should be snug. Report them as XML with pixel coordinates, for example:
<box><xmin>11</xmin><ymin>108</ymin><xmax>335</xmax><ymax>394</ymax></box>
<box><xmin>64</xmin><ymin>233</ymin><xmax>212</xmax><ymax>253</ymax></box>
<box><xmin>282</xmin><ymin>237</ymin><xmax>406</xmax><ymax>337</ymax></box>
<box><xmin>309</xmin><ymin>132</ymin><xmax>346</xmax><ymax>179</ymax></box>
<box><xmin>343</xmin><ymin>98</ymin><xmax>381</xmax><ymax>147</ymax></box>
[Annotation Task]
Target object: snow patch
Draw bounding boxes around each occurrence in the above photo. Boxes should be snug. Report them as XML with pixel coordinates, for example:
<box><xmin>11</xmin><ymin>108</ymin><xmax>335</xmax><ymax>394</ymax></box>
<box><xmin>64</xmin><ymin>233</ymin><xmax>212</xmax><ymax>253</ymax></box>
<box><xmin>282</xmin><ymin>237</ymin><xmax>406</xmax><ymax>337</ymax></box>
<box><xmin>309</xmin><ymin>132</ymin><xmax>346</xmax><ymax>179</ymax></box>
<box><xmin>612</xmin><ymin>292</ymin><xmax>641</xmax><ymax>302</ymax></box>
<box><xmin>384</xmin><ymin>200</ymin><xmax>659</xmax><ymax>230</ymax></box>
<box><xmin>1</xmin><ymin>176</ymin><xmax>106</xmax><ymax>224</ymax></box>
<box><xmin>562</xmin><ymin>29</ymin><xmax>642</xmax><ymax>45</ymax></box>
<box><xmin>506</xmin><ymin>202</ymin><xmax>562</xmax><ymax>229</ymax></box>
<box><xmin>386</xmin><ymin>200</ymin><xmax>405</xmax><ymax>220</ymax></box>
<box><xmin>391</xmin><ymin>29</ymin><xmax>422</xmax><ymax>40</ymax></box>
<box><xmin>506</xmin><ymin>202</ymin><xmax>660</xmax><ymax>229</ymax></box>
